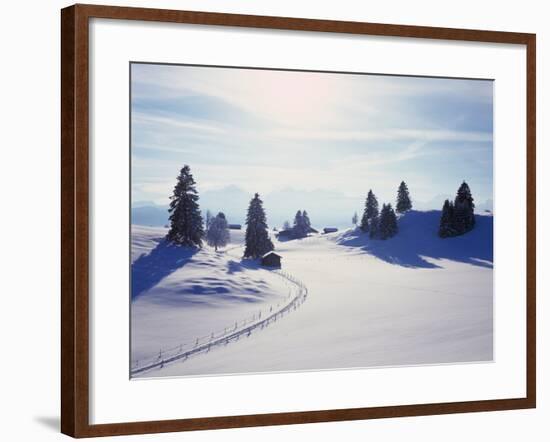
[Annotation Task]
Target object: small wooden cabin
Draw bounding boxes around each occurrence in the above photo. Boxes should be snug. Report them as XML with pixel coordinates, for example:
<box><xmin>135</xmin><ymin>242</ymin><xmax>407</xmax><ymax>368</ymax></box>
<box><xmin>323</xmin><ymin>227</ymin><xmax>338</xmax><ymax>234</ymax></box>
<box><xmin>261</xmin><ymin>251</ymin><xmax>282</xmax><ymax>268</ymax></box>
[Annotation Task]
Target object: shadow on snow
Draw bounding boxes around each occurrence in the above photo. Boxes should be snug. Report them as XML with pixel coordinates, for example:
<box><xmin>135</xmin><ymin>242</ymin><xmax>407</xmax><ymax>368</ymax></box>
<box><xmin>337</xmin><ymin>210</ymin><xmax>493</xmax><ymax>269</ymax></box>
<box><xmin>132</xmin><ymin>240</ymin><xmax>273</xmax><ymax>304</ymax></box>
<box><xmin>132</xmin><ymin>240</ymin><xmax>198</xmax><ymax>299</ymax></box>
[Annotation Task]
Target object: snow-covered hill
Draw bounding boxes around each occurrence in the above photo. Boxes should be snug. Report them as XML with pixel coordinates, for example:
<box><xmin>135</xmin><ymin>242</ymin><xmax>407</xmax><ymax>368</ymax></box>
<box><xmin>131</xmin><ymin>226</ymin><xmax>291</xmax><ymax>365</ymax></box>
<box><xmin>333</xmin><ymin>210</ymin><xmax>493</xmax><ymax>268</ymax></box>
<box><xmin>131</xmin><ymin>210</ymin><xmax>493</xmax><ymax>378</ymax></box>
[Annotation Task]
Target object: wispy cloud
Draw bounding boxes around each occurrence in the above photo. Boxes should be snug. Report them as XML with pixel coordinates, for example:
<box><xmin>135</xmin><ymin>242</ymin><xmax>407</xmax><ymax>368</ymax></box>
<box><xmin>131</xmin><ymin>63</ymin><xmax>493</xmax><ymax>208</ymax></box>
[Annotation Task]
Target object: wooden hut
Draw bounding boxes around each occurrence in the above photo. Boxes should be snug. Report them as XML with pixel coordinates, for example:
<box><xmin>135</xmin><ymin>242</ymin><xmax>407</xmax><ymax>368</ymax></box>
<box><xmin>261</xmin><ymin>251</ymin><xmax>282</xmax><ymax>268</ymax></box>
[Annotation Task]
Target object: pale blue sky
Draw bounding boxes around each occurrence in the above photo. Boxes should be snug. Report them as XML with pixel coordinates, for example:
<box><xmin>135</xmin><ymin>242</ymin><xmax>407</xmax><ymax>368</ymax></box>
<box><xmin>131</xmin><ymin>63</ymin><xmax>493</xmax><ymax>213</ymax></box>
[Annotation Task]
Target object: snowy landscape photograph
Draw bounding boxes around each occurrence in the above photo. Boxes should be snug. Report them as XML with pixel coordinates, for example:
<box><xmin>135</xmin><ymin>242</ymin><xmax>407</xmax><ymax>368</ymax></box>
<box><xmin>130</xmin><ymin>62</ymin><xmax>494</xmax><ymax>379</ymax></box>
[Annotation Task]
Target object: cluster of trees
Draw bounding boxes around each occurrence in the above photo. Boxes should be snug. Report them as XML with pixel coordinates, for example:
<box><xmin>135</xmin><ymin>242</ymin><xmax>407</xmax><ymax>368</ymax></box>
<box><xmin>167</xmin><ymin>166</ymin><xmax>476</xmax><ymax>254</ymax></box>
<box><xmin>289</xmin><ymin>210</ymin><xmax>312</xmax><ymax>238</ymax></box>
<box><xmin>167</xmin><ymin>165</ymin><xmax>274</xmax><ymax>259</ymax></box>
<box><xmin>167</xmin><ymin>166</ymin><xmax>232</xmax><ymax>251</ymax></box>
<box><xmin>438</xmin><ymin>182</ymin><xmax>476</xmax><ymax>238</ymax></box>
<box><xmin>358</xmin><ymin>181</ymin><xmax>411</xmax><ymax>240</ymax></box>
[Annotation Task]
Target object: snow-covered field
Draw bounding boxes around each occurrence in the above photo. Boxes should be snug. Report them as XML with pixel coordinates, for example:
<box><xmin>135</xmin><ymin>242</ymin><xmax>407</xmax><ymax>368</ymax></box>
<box><xmin>131</xmin><ymin>211</ymin><xmax>493</xmax><ymax>378</ymax></box>
<box><xmin>131</xmin><ymin>226</ymin><xmax>292</xmax><ymax>368</ymax></box>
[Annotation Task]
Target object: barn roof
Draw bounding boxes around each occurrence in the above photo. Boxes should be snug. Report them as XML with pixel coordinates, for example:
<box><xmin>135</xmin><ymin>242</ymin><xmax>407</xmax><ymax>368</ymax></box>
<box><xmin>262</xmin><ymin>251</ymin><xmax>282</xmax><ymax>258</ymax></box>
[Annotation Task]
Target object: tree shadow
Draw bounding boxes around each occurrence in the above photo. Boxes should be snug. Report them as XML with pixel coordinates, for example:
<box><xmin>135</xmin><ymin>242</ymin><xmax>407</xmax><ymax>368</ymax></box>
<box><xmin>226</xmin><ymin>260</ymin><xmax>244</xmax><ymax>274</ymax></box>
<box><xmin>338</xmin><ymin>211</ymin><xmax>493</xmax><ymax>269</ymax></box>
<box><xmin>132</xmin><ymin>240</ymin><xmax>198</xmax><ymax>298</ymax></box>
<box><xmin>226</xmin><ymin>255</ymin><xmax>282</xmax><ymax>274</ymax></box>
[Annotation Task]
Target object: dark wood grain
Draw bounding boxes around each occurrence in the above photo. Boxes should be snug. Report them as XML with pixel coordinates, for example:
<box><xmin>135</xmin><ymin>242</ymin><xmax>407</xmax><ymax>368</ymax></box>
<box><xmin>60</xmin><ymin>4</ymin><xmax>536</xmax><ymax>438</ymax></box>
<box><xmin>526</xmin><ymin>34</ymin><xmax>537</xmax><ymax>407</ymax></box>
<box><xmin>60</xmin><ymin>5</ymin><xmax>76</xmax><ymax>436</ymax></box>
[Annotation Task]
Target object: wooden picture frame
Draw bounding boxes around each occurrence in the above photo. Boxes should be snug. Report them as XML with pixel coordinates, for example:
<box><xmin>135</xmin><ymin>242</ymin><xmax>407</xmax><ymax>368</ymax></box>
<box><xmin>61</xmin><ymin>3</ymin><xmax>536</xmax><ymax>438</ymax></box>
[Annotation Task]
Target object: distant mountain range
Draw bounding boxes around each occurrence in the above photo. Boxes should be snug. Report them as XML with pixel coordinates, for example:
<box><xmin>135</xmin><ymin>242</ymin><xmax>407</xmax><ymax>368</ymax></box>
<box><xmin>132</xmin><ymin>186</ymin><xmax>493</xmax><ymax>228</ymax></box>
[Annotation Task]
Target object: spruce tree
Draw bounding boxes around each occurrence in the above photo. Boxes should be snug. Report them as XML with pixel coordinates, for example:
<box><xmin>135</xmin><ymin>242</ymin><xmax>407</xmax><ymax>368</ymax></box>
<box><xmin>360</xmin><ymin>190</ymin><xmax>379</xmax><ymax>232</ymax></box>
<box><xmin>388</xmin><ymin>204</ymin><xmax>398</xmax><ymax>237</ymax></box>
<box><xmin>206</xmin><ymin>212</ymin><xmax>230</xmax><ymax>251</ymax></box>
<box><xmin>396</xmin><ymin>181</ymin><xmax>412</xmax><ymax>213</ymax></box>
<box><xmin>293</xmin><ymin>210</ymin><xmax>308</xmax><ymax>238</ymax></box>
<box><xmin>377</xmin><ymin>204</ymin><xmax>388</xmax><ymax>239</ymax></box>
<box><xmin>454</xmin><ymin>181</ymin><xmax>475</xmax><ymax>234</ymax></box>
<box><xmin>352</xmin><ymin>212</ymin><xmax>358</xmax><ymax>226</ymax></box>
<box><xmin>167</xmin><ymin>165</ymin><xmax>204</xmax><ymax>247</ymax></box>
<box><xmin>369</xmin><ymin>215</ymin><xmax>379</xmax><ymax>239</ymax></box>
<box><xmin>243</xmin><ymin>193</ymin><xmax>274</xmax><ymax>259</ymax></box>
<box><xmin>303</xmin><ymin>210</ymin><xmax>312</xmax><ymax>232</ymax></box>
<box><xmin>378</xmin><ymin>203</ymin><xmax>398</xmax><ymax>240</ymax></box>
<box><xmin>438</xmin><ymin>199</ymin><xmax>455</xmax><ymax>238</ymax></box>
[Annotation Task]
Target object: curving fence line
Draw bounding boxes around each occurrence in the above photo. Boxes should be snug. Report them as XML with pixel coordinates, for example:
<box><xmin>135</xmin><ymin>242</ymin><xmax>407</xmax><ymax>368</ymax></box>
<box><xmin>131</xmin><ymin>269</ymin><xmax>308</xmax><ymax>376</ymax></box>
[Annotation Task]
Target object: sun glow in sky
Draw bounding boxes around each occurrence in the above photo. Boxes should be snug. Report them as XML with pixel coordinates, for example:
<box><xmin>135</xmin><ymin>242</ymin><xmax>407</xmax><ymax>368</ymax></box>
<box><xmin>131</xmin><ymin>63</ymin><xmax>493</xmax><ymax>213</ymax></box>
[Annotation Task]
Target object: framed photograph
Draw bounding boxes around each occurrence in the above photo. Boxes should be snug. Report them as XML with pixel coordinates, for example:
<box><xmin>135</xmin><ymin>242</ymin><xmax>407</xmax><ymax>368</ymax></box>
<box><xmin>61</xmin><ymin>4</ymin><xmax>536</xmax><ymax>438</ymax></box>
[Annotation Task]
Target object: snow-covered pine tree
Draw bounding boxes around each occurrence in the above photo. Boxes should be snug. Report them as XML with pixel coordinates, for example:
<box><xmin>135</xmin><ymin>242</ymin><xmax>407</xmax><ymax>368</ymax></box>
<box><xmin>352</xmin><ymin>212</ymin><xmax>358</xmax><ymax>226</ymax></box>
<box><xmin>283</xmin><ymin>220</ymin><xmax>291</xmax><ymax>231</ymax></box>
<box><xmin>206</xmin><ymin>212</ymin><xmax>230</xmax><ymax>251</ymax></box>
<box><xmin>167</xmin><ymin>165</ymin><xmax>204</xmax><ymax>247</ymax></box>
<box><xmin>438</xmin><ymin>199</ymin><xmax>455</xmax><ymax>238</ymax></box>
<box><xmin>360</xmin><ymin>190</ymin><xmax>379</xmax><ymax>232</ymax></box>
<box><xmin>243</xmin><ymin>193</ymin><xmax>274</xmax><ymax>259</ymax></box>
<box><xmin>453</xmin><ymin>181</ymin><xmax>475</xmax><ymax>234</ymax></box>
<box><xmin>396</xmin><ymin>181</ymin><xmax>412</xmax><ymax>213</ymax></box>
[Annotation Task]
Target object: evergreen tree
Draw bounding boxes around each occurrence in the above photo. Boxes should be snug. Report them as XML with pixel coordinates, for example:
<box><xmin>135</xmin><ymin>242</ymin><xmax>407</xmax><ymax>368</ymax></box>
<box><xmin>388</xmin><ymin>204</ymin><xmax>398</xmax><ymax>237</ymax></box>
<box><xmin>454</xmin><ymin>181</ymin><xmax>476</xmax><ymax>233</ymax></box>
<box><xmin>292</xmin><ymin>210</ymin><xmax>308</xmax><ymax>238</ymax></box>
<box><xmin>438</xmin><ymin>182</ymin><xmax>476</xmax><ymax>238</ymax></box>
<box><xmin>378</xmin><ymin>203</ymin><xmax>398</xmax><ymax>240</ymax></box>
<box><xmin>206</xmin><ymin>212</ymin><xmax>230</xmax><ymax>251</ymax></box>
<box><xmin>293</xmin><ymin>210</ymin><xmax>302</xmax><ymax>234</ymax></box>
<box><xmin>243</xmin><ymin>193</ymin><xmax>274</xmax><ymax>258</ymax></box>
<box><xmin>396</xmin><ymin>181</ymin><xmax>413</xmax><ymax>213</ymax></box>
<box><xmin>360</xmin><ymin>190</ymin><xmax>379</xmax><ymax>232</ymax></box>
<box><xmin>302</xmin><ymin>210</ymin><xmax>312</xmax><ymax>231</ymax></box>
<box><xmin>167</xmin><ymin>165</ymin><xmax>204</xmax><ymax>247</ymax></box>
<box><xmin>205</xmin><ymin>209</ymin><xmax>213</xmax><ymax>230</ymax></box>
<box><xmin>352</xmin><ymin>212</ymin><xmax>358</xmax><ymax>226</ymax></box>
<box><xmin>283</xmin><ymin>220</ymin><xmax>291</xmax><ymax>231</ymax></box>
<box><xmin>369</xmin><ymin>215</ymin><xmax>379</xmax><ymax>239</ymax></box>
<box><xmin>438</xmin><ymin>199</ymin><xmax>455</xmax><ymax>238</ymax></box>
